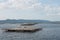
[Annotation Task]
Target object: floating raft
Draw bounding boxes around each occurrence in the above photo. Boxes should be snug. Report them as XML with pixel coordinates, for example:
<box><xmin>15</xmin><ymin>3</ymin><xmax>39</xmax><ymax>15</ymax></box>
<box><xmin>3</xmin><ymin>28</ymin><xmax>42</xmax><ymax>32</ymax></box>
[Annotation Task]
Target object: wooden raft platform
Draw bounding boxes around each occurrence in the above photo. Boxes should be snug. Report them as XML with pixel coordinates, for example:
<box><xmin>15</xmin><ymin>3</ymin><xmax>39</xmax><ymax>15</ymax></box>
<box><xmin>3</xmin><ymin>28</ymin><xmax>42</xmax><ymax>32</ymax></box>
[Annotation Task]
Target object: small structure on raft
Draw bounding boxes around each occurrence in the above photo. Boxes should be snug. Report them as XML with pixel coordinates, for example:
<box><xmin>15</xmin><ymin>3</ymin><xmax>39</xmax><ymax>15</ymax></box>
<box><xmin>21</xmin><ymin>23</ymin><xmax>38</xmax><ymax>26</ymax></box>
<box><xmin>2</xmin><ymin>23</ymin><xmax>42</xmax><ymax>32</ymax></box>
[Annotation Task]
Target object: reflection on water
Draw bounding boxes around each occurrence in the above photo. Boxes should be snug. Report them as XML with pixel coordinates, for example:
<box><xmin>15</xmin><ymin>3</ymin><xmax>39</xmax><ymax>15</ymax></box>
<box><xmin>0</xmin><ymin>24</ymin><xmax>60</xmax><ymax>40</ymax></box>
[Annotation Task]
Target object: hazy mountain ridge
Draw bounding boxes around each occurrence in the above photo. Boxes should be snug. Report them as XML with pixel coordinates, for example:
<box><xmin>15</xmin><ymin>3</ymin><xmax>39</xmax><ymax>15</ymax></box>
<box><xmin>0</xmin><ymin>19</ymin><xmax>59</xmax><ymax>24</ymax></box>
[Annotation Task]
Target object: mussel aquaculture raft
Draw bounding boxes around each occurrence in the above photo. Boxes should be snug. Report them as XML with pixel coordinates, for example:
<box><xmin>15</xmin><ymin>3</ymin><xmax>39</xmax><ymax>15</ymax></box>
<box><xmin>4</xmin><ymin>28</ymin><xmax>42</xmax><ymax>32</ymax></box>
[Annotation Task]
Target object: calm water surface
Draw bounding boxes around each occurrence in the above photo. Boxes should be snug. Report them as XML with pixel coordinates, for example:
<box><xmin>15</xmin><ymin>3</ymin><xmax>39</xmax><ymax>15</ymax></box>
<box><xmin>0</xmin><ymin>24</ymin><xmax>60</xmax><ymax>40</ymax></box>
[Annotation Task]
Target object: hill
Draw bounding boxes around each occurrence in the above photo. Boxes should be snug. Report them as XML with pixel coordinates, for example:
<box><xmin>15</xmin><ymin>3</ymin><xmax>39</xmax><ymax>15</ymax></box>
<box><xmin>0</xmin><ymin>19</ymin><xmax>50</xmax><ymax>24</ymax></box>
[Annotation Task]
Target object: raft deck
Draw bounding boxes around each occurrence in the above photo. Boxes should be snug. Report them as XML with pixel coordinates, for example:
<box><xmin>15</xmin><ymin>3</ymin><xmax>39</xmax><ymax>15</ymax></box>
<box><xmin>3</xmin><ymin>28</ymin><xmax>42</xmax><ymax>32</ymax></box>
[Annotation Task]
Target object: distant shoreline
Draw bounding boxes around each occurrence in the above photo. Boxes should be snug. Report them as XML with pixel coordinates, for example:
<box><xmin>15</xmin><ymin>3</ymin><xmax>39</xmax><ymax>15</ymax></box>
<box><xmin>0</xmin><ymin>19</ymin><xmax>60</xmax><ymax>24</ymax></box>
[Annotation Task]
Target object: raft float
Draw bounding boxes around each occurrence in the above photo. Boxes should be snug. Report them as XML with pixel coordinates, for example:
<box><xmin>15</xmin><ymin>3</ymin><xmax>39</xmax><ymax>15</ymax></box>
<box><xmin>2</xmin><ymin>23</ymin><xmax>42</xmax><ymax>32</ymax></box>
<box><xmin>3</xmin><ymin>27</ymin><xmax>42</xmax><ymax>32</ymax></box>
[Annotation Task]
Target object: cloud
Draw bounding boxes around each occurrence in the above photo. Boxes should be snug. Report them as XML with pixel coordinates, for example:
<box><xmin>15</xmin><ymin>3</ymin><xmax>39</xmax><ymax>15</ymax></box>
<box><xmin>0</xmin><ymin>0</ymin><xmax>59</xmax><ymax>10</ymax></box>
<box><xmin>0</xmin><ymin>0</ymin><xmax>60</xmax><ymax>21</ymax></box>
<box><xmin>0</xmin><ymin>0</ymin><xmax>40</xmax><ymax>9</ymax></box>
<box><xmin>45</xmin><ymin>6</ymin><xmax>60</xmax><ymax>16</ymax></box>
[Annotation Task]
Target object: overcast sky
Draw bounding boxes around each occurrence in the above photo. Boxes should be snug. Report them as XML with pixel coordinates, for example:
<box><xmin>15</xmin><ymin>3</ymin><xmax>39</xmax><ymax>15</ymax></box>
<box><xmin>0</xmin><ymin>0</ymin><xmax>60</xmax><ymax>21</ymax></box>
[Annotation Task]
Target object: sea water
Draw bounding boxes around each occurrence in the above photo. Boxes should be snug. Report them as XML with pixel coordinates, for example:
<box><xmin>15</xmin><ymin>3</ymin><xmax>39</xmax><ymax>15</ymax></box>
<box><xmin>0</xmin><ymin>23</ymin><xmax>60</xmax><ymax>40</ymax></box>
